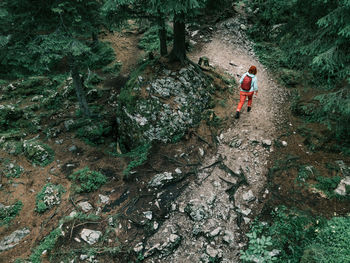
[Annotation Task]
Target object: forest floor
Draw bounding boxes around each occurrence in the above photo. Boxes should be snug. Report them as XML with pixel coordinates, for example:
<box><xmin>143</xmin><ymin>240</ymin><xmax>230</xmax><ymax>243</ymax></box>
<box><xmin>1</xmin><ymin>6</ymin><xmax>350</xmax><ymax>263</ymax></box>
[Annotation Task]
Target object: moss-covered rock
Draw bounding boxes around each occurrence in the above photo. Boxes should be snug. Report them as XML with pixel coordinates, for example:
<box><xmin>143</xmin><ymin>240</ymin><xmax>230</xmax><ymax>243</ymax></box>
<box><xmin>23</xmin><ymin>140</ymin><xmax>54</xmax><ymax>166</ymax></box>
<box><xmin>117</xmin><ymin>64</ymin><xmax>213</xmax><ymax>149</ymax></box>
<box><xmin>76</xmin><ymin>120</ymin><xmax>112</xmax><ymax>145</ymax></box>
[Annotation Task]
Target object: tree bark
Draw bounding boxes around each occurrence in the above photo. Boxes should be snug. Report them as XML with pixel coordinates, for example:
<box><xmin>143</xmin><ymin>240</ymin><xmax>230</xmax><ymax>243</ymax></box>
<box><xmin>170</xmin><ymin>12</ymin><xmax>186</xmax><ymax>63</ymax></box>
<box><xmin>70</xmin><ymin>56</ymin><xmax>91</xmax><ymax>118</ymax></box>
<box><xmin>158</xmin><ymin>12</ymin><xmax>167</xmax><ymax>56</ymax></box>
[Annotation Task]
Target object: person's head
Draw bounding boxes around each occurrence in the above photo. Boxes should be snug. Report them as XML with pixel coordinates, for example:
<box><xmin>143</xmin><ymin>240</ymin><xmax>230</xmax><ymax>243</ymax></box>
<box><xmin>248</xmin><ymin>65</ymin><xmax>257</xmax><ymax>75</ymax></box>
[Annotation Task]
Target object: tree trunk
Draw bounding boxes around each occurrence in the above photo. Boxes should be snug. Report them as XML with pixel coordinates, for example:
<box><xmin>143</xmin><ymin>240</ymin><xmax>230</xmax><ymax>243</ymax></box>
<box><xmin>92</xmin><ymin>31</ymin><xmax>98</xmax><ymax>45</ymax></box>
<box><xmin>158</xmin><ymin>12</ymin><xmax>167</xmax><ymax>56</ymax></box>
<box><xmin>70</xmin><ymin>57</ymin><xmax>91</xmax><ymax>118</ymax></box>
<box><xmin>170</xmin><ymin>12</ymin><xmax>186</xmax><ymax>63</ymax></box>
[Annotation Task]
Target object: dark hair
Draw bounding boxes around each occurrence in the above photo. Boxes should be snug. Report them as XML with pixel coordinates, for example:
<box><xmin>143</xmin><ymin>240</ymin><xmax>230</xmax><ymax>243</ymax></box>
<box><xmin>248</xmin><ymin>66</ymin><xmax>257</xmax><ymax>75</ymax></box>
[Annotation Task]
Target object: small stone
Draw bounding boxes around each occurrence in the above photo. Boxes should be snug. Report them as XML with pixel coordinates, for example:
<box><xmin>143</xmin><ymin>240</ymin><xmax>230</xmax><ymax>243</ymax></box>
<box><xmin>74</xmin><ymin>237</ymin><xmax>81</xmax><ymax>243</ymax></box>
<box><xmin>169</xmin><ymin>234</ymin><xmax>180</xmax><ymax>243</ymax></box>
<box><xmin>209</xmin><ymin>227</ymin><xmax>222</xmax><ymax>237</ymax></box>
<box><xmin>240</xmin><ymin>24</ymin><xmax>247</xmax><ymax>31</ymax></box>
<box><xmin>143</xmin><ymin>211</ymin><xmax>153</xmax><ymax>220</ymax></box>
<box><xmin>99</xmin><ymin>194</ymin><xmax>110</xmax><ymax>204</ymax></box>
<box><xmin>80</xmin><ymin>229</ymin><xmax>102</xmax><ymax>245</ymax></box>
<box><xmin>242</xmin><ymin>190</ymin><xmax>255</xmax><ymax>202</ymax></box>
<box><xmin>68</xmin><ymin>145</ymin><xmax>77</xmax><ymax>152</ymax></box>
<box><xmin>153</xmin><ymin>221</ymin><xmax>159</xmax><ymax>230</ymax></box>
<box><xmin>262</xmin><ymin>139</ymin><xmax>272</xmax><ymax>147</ymax></box>
<box><xmin>69</xmin><ymin>211</ymin><xmax>77</xmax><ymax>217</ymax></box>
<box><xmin>175</xmin><ymin>168</ymin><xmax>182</xmax><ymax>174</ymax></box>
<box><xmin>223</xmin><ymin>230</ymin><xmax>234</xmax><ymax>244</ymax></box>
<box><xmin>199</xmin><ymin>148</ymin><xmax>204</xmax><ymax>156</ymax></box>
<box><xmin>148</xmin><ymin>172</ymin><xmax>174</xmax><ymax>188</ymax></box>
<box><xmin>241</xmin><ymin>208</ymin><xmax>252</xmax><ymax>216</ymax></box>
<box><xmin>282</xmin><ymin>141</ymin><xmax>288</xmax><ymax>147</ymax></box>
<box><xmin>78</xmin><ymin>201</ymin><xmax>93</xmax><ymax>212</ymax></box>
<box><xmin>134</xmin><ymin>242</ymin><xmax>144</xmax><ymax>253</ymax></box>
<box><xmin>206</xmin><ymin>245</ymin><xmax>221</xmax><ymax>258</ymax></box>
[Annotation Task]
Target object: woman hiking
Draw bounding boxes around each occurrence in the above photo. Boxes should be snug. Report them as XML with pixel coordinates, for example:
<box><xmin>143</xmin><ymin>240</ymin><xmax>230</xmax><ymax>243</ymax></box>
<box><xmin>235</xmin><ymin>65</ymin><xmax>258</xmax><ymax>119</ymax></box>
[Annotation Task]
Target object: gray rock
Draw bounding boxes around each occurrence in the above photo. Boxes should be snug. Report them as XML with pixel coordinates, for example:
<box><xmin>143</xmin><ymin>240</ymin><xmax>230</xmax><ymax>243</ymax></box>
<box><xmin>262</xmin><ymin>139</ymin><xmax>272</xmax><ymax>147</ymax></box>
<box><xmin>334</xmin><ymin>177</ymin><xmax>350</xmax><ymax>196</ymax></box>
<box><xmin>78</xmin><ymin>201</ymin><xmax>93</xmax><ymax>212</ymax></box>
<box><xmin>223</xmin><ymin>230</ymin><xmax>234</xmax><ymax>244</ymax></box>
<box><xmin>209</xmin><ymin>227</ymin><xmax>222</xmax><ymax>237</ymax></box>
<box><xmin>240</xmin><ymin>24</ymin><xmax>247</xmax><ymax>31</ymax></box>
<box><xmin>134</xmin><ymin>242</ymin><xmax>144</xmax><ymax>253</ymax></box>
<box><xmin>80</xmin><ymin>229</ymin><xmax>102</xmax><ymax>245</ymax></box>
<box><xmin>282</xmin><ymin>141</ymin><xmax>288</xmax><ymax>147</ymax></box>
<box><xmin>185</xmin><ymin>203</ymin><xmax>208</xmax><ymax>221</ymax></box>
<box><xmin>336</xmin><ymin>160</ymin><xmax>350</xmax><ymax>177</ymax></box>
<box><xmin>242</xmin><ymin>190</ymin><xmax>255</xmax><ymax>202</ymax></box>
<box><xmin>241</xmin><ymin>208</ymin><xmax>252</xmax><ymax>216</ymax></box>
<box><xmin>0</xmin><ymin>228</ymin><xmax>30</xmax><ymax>252</ymax></box>
<box><xmin>68</xmin><ymin>145</ymin><xmax>77</xmax><ymax>152</ymax></box>
<box><xmin>143</xmin><ymin>211</ymin><xmax>153</xmax><ymax>220</ymax></box>
<box><xmin>148</xmin><ymin>172</ymin><xmax>174</xmax><ymax>188</ymax></box>
<box><xmin>98</xmin><ymin>194</ymin><xmax>110</xmax><ymax>204</ymax></box>
<box><xmin>206</xmin><ymin>245</ymin><xmax>222</xmax><ymax>258</ymax></box>
<box><xmin>64</xmin><ymin>119</ymin><xmax>75</xmax><ymax>131</ymax></box>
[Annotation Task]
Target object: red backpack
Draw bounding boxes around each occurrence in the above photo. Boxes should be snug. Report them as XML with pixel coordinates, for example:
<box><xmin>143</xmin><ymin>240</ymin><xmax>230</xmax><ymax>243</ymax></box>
<box><xmin>241</xmin><ymin>75</ymin><xmax>252</xmax><ymax>91</ymax></box>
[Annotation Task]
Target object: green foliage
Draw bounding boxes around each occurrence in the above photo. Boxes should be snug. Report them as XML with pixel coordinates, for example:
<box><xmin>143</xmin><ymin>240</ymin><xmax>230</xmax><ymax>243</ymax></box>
<box><xmin>301</xmin><ymin>217</ymin><xmax>350</xmax><ymax>263</ymax></box>
<box><xmin>313</xmin><ymin>88</ymin><xmax>350</xmax><ymax>144</ymax></box>
<box><xmin>1</xmin><ymin>159</ymin><xmax>24</xmax><ymax>178</ymax></box>
<box><xmin>138</xmin><ymin>25</ymin><xmax>173</xmax><ymax>52</ymax></box>
<box><xmin>23</xmin><ymin>140</ymin><xmax>55</xmax><ymax>167</ymax></box>
<box><xmin>295</xmin><ymin>165</ymin><xmax>315</xmax><ymax>185</ymax></box>
<box><xmin>117</xmin><ymin>143</ymin><xmax>152</xmax><ymax>176</ymax></box>
<box><xmin>70</xmin><ymin>167</ymin><xmax>107</xmax><ymax>193</ymax></box>
<box><xmin>36</xmin><ymin>183</ymin><xmax>65</xmax><ymax>213</ymax></box>
<box><xmin>76</xmin><ymin>121</ymin><xmax>112</xmax><ymax>145</ymax></box>
<box><xmin>241</xmin><ymin>206</ymin><xmax>322</xmax><ymax>263</ymax></box>
<box><xmin>29</xmin><ymin>227</ymin><xmax>63</xmax><ymax>263</ymax></box>
<box><xmin>102</xmin><ymin>62</ymin><xmax>122</xmax><ymax>75</ymax></box>
<box><xmin>241</xmin><ymin>232</ymin><xmax>277</xmax><ymax>262</ymax></box>
<box><xmin>315</xmin><ymin>176</ymin><xmax>342</xmax><ymax>198</ymax></box>
<box><xmin>0</xmin><ymin>200</ymin><xmax>23</xmax><ymax>226</ymax></box>
<box><xmin>248</xmin><ymin>0</ymin><xmax>350</xmax><ymax>81</ymax></box>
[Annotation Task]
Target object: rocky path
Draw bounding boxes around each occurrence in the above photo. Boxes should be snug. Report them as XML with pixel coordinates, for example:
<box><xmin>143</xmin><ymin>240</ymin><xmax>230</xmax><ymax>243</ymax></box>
<box><xmin>142</xmin><ymin>18</ymin><xmax>286</xmax><ymax>263</ymax></box>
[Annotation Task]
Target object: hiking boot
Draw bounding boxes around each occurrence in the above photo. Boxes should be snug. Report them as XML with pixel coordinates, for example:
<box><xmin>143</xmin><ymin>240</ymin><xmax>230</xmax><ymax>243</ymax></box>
<box><xmin>235</xmin><ymin>111</ymin><xmax>240</xmax><ymax>119</ymax></box>
<box><xmin>247</xmin><ymin>107</ymin><xmax>251</xmax><ymax>112</ymax></box>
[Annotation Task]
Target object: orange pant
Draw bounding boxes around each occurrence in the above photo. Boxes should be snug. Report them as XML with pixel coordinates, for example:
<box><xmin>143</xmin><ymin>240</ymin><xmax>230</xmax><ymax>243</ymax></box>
<box><xmin>236</xmin><ymin>91</ymin><xmax>254</xmax><ymax>112</ymax></box>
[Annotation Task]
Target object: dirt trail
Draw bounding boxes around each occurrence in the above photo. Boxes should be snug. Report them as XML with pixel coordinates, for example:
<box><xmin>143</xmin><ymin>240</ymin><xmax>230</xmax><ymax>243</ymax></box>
<box><xmin>143</xmin><ymin>18</ymin><xmax>287</xmax><ymax>262</ymax></box>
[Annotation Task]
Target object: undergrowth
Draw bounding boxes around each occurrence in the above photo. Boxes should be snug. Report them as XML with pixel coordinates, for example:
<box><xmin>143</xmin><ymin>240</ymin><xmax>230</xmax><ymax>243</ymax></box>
<box><xmin>0</xmin><ymin>200</ymin><xmax>23</xmax><ymax>226</ymax></box>
<box><xmin>69</xmin><ymin>167</ymin><xmax>107</xmax><ymax>193</ymax></box>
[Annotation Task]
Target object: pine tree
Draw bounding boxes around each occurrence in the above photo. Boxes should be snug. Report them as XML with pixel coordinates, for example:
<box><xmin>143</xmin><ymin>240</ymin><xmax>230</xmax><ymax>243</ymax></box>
<box><xmin>1</xmin><ymin>0</ymin><xmax>109</xmax><ymax>117</ymax></box>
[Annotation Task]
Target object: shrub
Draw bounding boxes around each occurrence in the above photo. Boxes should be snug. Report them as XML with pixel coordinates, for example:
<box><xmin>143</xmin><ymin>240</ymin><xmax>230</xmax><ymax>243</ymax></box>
<box><xmin>241</xmin><ymin>206</ymin><xmax>321</xmax><ymax>263</ymax></box>
<box><xmin>301</xmin><ymin>217</ymin><xmax>350</xmax><ymax>263</ymax></box>
<box><xmin>23</xmin><ymin>140</ymin><xmax>55</xmax><ymax>166</ymax></box>
<box><xmin>1</xmin><ymin>160</ymin><xmax>24</xmax><ymax>178</ymax></box>
<box><xmin>0</xmin><ymin>200</ymin><xmax>23</xmax><ymax>226</ymax></box>
<box><xmin>36</xmin><ymin>183</ymin><xmax>65</xmax><ymax>213</ymax></box>
<box><xmin>69</xmin><ymin>167</ymin><xmax>107</xmax><ymax>193</ymax></box>
<box><xmin>76</xmin><ymin>122</ymin><xmax>112</xmax><ymax>145</ymax></box>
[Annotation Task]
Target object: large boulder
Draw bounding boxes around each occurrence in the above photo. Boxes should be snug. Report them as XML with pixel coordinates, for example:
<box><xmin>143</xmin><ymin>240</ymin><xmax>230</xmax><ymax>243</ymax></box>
<box><xmin>117</xmin><ymin>65</ymin><xmax>213</xmax><ymax>148</ymax></box>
